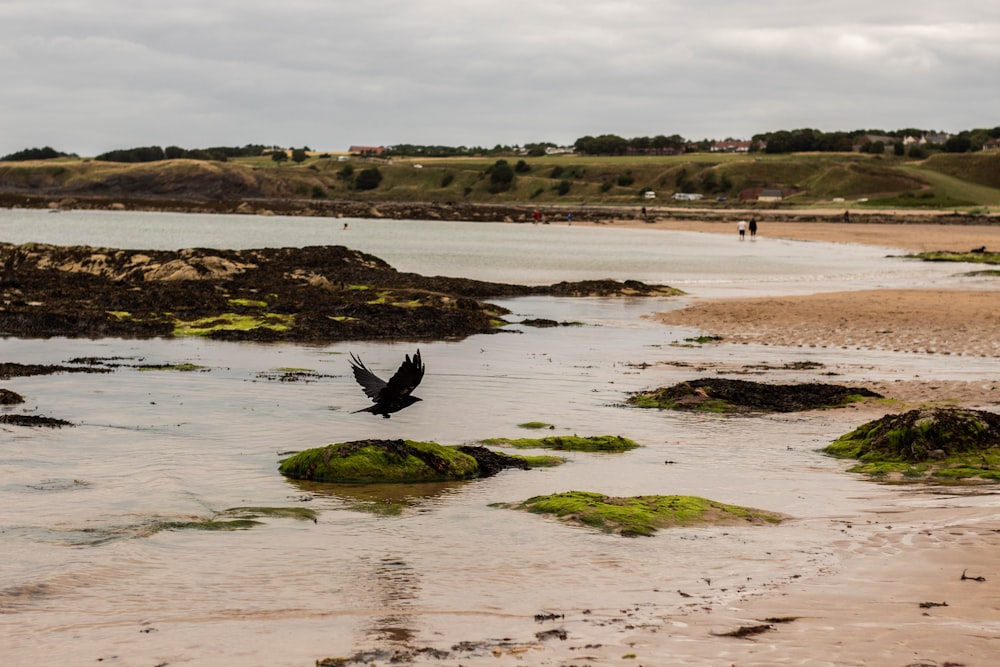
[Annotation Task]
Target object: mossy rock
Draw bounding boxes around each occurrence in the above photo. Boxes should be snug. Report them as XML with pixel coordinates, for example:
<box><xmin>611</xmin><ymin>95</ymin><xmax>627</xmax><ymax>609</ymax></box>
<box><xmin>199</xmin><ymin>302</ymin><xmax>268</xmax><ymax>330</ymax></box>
<box><xmin>824</xmin><ymin>407</ymin><xmax>1000</xmax><ymax>481</ymax></box>
<box><xmin>495</xmin><ymin>491</ymin><xmax>783</xmax><ymax>537</ymax></box>
<box><xmin>278</xmin><ymin>439</ymin><xmax>537</xmax><ymax>484</ymax></box>
<box><xmin>628</xmin><ymin>378</ymin><xmax>882</xmax><ymax>413</ymax></box>
<box><xmin>478</xmin><ymin>434</ymin><xmax>639</xmax><ymax>452</ymax></box>
<box><xmin>518</xmin><ymin>421</ymin><xmax>555</xmax><ymax>430</ymax></box>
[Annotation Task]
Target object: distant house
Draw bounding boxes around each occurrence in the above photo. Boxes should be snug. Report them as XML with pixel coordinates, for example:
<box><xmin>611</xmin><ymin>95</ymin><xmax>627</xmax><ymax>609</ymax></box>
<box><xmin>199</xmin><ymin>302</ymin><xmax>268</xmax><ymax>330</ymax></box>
<box><xmin>348</xmin><ymin>145</ymin><xmax>386</xmax><ymax>156</ymax></box>
<box><xmin>923</xmin><ymin>133</ymin><xmax>950</xmax><ymax>146</ymax></box>
<box><xmin>710</xmin><ymin>140</ymin><xmax>751</xmax><ymax>153</ymax></box>
<box><xmin>757</xmin><ymin>189</ymin><xmax>784</xmax><ymax>202</ymax></box>
<box><xmin>853</xmin><ymin>134</ymin><xmax>896</xmax><ymax>151</ymax></box>
<box><xmin>983</xmin><ymin>138</ymin><xmax>1000</xmax><ymax>151</ymax></box>
<box><xmin>901</xmin><ymin>133</ymin><xmax>951</xmax><ymax>147</ymax></box>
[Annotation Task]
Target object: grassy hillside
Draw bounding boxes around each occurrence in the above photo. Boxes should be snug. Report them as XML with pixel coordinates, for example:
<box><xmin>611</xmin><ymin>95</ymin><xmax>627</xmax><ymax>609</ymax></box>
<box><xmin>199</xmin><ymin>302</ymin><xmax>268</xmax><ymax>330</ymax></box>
<box><xmin>2</xmin><ymin>151</ymin><xmax>1000</xmax><ymax>210</ymax></box>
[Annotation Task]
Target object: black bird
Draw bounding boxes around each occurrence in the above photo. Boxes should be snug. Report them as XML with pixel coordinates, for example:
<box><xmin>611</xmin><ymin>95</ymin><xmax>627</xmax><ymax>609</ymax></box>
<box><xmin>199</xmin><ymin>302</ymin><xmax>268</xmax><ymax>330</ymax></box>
<box><xmin>349</xmin><ymin>349</ymin><xmax>425</xmax><ymax>418</ymax></box>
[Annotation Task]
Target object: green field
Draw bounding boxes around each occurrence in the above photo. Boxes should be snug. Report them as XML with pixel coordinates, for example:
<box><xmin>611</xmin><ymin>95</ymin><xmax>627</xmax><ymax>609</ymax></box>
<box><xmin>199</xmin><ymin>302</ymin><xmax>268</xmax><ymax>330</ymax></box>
<box><xmin>4</xmin><ymin>150</ymin><xmax>1000</xmax><ymax>210</ymax></box>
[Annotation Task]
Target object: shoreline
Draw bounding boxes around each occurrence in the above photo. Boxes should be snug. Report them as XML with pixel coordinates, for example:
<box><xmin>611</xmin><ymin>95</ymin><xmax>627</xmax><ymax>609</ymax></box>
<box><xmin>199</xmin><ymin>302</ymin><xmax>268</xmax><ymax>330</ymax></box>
<box><xmin>3</xmin><ymin>191</ymin><xmax>999</xmax><ymax>232</ymax></box>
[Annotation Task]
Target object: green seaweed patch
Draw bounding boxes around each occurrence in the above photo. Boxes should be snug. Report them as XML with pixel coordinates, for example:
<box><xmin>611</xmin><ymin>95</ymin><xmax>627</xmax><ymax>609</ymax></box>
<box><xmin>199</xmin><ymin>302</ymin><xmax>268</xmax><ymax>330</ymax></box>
<box><xmin>173</xmin><ymin>312</ymin><xmax>294</xmax><ymax>336</ymax></box>
<box><xmin>518</xmin><ymin>421</ymin><xmax>555</xmax><ymax>430</ymax></box>
<box><xmin>907</xmin><ymin>250</ymin><xmax>1000</xmax><ymax>265</ymax></box>
<box><xmin>628</xmin><ymin>378</ymin><xmax>882</xmax><ymax>413</ymax></box>
<box><xmin>824</xmin><ymin>407</ymin><xmax>1000</xmax><ymax>482</ymax></box>
<box><xmin>137</xmin><ymin>362</ymin><xmax>206</xmax><ymax>372</ymax></box>
<box><xmin>479</xmin><ymin>434</ymin><xmax>639</xmax><ymax>452</ymax></box>
<box><xmin>683</xmin><ymin>335</ymin><xmax>723</xmax><ymax>344</ymax></box>
<box><xmin>227</xmin><ymin>297</ymin><xmax>269</xmax><ymax>308</ymax></box>
<box><xmin>495</xmin><ymin>491</ymin><xmax>783</xmax><ymax>537</ymax></box>
<box><xmin>514</xmin><ymin>454</ymin><xmax>567</xmax><ymax>468</ymax></box>
<box><xmin>156</xmin><ymin>506</ymin><xmax>316</xmax><ymax>532</ymax></box>
<box><xmin>159</xmin><ymin>518</ymin><xmax>262</xmax><ymax>531</ymax></box>
<box><xmin>345</xmin><ymin>501</ymin><xmax>406</xmax><ymax>516</ymax></box>
<box><xmin>279</xmin><ymin>439</ymin><xmax>480</xmax><ymax>484</ymax></box>
<box><xmin>220</xmin><ymin>506</ymin><xmax>317</xmax><ymax>522</ymax></box>
<box><xmin>365</xmin><ymin>290</ymin><xmax>423</xmax><ymax>308</ymax></box>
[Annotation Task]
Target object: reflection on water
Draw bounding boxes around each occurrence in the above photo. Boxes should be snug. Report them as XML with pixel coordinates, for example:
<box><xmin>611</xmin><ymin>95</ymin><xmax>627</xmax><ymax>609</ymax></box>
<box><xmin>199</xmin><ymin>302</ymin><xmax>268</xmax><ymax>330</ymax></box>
<box><xmin>2</xmin><ymin>212</ymin><xmax>999</xmax><ymax>665</ymax></box>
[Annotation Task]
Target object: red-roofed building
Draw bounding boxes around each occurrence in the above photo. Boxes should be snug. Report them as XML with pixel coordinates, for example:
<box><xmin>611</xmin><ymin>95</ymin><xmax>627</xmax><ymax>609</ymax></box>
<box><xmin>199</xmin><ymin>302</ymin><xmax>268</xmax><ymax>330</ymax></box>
<box><xmin>348</xmin><ymin>145</ymin><xmax>386</xmax><ymax>155</ymax></box>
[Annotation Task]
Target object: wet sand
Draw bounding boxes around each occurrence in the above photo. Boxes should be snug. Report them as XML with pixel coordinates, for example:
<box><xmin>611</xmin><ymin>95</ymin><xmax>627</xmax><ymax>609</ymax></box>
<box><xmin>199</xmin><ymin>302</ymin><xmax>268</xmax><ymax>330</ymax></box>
<box><xmin>585</xmin><ymin>217</ymin><xmax>1000</xmax><ymax>666</ymax></box>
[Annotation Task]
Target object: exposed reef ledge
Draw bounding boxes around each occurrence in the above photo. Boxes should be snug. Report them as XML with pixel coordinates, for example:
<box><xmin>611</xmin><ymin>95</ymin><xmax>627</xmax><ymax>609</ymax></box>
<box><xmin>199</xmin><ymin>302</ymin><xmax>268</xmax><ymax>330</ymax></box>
<box><xmin>1</xmin><ymin>242</ymin><xmax>680</xmax><ymax>342</ymax></box>
<box><xmin>3</xmin><ymin>192</ymin><xmax>995</xmax><ymax>228</ymax></box>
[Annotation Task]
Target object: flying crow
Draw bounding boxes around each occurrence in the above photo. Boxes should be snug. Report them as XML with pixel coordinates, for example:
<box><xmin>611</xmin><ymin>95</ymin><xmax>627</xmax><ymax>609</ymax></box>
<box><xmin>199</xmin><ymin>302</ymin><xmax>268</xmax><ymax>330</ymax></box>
<box><xmin>349</xmin><ymin>349</ymin><xmax>425</xmax><ymax>418</ymax></box>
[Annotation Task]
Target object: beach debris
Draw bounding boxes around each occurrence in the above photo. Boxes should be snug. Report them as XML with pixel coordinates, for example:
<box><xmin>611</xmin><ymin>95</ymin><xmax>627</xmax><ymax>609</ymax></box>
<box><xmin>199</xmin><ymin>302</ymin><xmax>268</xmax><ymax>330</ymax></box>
<box><xmin>961</xmin><ymin>569</ymin><xmax>986</xmax><ymax>582</ymax></box>
<box><xmin>714</xmin><ymin>623</ymin><xmax>774</xmax><ymax>638</ymax></box>
<box><xmin>0</xmin><ymin>414</ymin><xmax>72</xmax><ymax>428</ymax></box>
<box><xmin>534</xmin><ymin>612</ymin><xmax>564</xmax><ymax>622</ymax></box>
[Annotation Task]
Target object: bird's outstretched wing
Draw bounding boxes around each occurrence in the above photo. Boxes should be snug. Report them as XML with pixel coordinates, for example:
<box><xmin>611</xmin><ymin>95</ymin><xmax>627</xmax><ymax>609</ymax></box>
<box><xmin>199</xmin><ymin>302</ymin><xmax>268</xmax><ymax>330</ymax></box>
<box><xmin>384</xmin><ymin>350</ymin><xmax>424</xmax><ymax>399</ymax></box>
<box><xmin>349</xmin><ymin>353</ymin><xmax>387</xmax><ymax>401</ymax></box>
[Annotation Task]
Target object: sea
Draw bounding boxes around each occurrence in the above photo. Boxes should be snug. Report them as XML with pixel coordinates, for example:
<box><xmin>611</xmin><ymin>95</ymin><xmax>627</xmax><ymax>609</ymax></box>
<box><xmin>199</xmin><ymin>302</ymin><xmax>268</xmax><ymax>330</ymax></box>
<box><xmin>1</xmin><ymin>207</ymin><xmax>998</xmax><ymax>666</ymax></box>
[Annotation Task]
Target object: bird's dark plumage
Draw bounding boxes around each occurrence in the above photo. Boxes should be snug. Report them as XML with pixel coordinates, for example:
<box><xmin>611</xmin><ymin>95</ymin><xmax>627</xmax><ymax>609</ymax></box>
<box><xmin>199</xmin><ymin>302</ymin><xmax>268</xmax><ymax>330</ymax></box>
<box><xmin>349</xmin><ymin>349</ymin><xmax>425</xmax><ymax>418</ymax></box>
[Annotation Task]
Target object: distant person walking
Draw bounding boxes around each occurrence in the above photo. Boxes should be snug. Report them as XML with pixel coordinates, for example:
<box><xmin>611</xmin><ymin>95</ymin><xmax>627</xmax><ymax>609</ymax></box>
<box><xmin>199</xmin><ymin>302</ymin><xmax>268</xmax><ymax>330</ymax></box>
<box><xmin>748</xmin><ymin>218</ymin><xmax>757</xmax><ymax>239</ymax></box>
<box><xmin>737</xmin><ymin>219</ymin><xmax>747</xmax><ymax>240</ymax></box>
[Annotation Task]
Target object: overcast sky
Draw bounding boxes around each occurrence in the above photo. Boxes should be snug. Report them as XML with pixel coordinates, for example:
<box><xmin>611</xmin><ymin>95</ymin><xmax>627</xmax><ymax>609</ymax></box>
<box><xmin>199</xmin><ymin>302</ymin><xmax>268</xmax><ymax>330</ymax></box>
<box><xmin>2</xmin><ymin>1</ymin><xmax>998</xmax><ymax>156</ymax></box>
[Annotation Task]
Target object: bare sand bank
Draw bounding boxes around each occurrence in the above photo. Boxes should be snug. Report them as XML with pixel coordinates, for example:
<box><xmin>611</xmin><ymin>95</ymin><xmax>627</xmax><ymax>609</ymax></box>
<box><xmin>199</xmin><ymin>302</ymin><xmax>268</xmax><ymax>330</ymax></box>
<box><xmin>584</xmin><ymin>215</ymin><xmax>1000</xmax><ymax>253</ymax></box>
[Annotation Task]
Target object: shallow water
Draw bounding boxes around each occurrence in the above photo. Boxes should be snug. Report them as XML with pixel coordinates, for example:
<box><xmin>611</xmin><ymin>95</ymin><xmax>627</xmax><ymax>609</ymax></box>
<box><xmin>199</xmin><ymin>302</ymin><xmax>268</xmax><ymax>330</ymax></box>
<box><xmin>1</xmin><ymin>210</ymin><xmax>998</xmax><ymax>665</ymax></box>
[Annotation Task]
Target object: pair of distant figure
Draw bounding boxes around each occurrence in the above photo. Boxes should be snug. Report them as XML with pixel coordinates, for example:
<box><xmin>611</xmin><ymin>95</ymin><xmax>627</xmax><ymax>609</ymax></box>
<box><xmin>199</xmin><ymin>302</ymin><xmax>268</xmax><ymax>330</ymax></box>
<box><xmin>738</xmin><ymin>218</ymin><xmax>758</xmax><ymax>240</ymax></box>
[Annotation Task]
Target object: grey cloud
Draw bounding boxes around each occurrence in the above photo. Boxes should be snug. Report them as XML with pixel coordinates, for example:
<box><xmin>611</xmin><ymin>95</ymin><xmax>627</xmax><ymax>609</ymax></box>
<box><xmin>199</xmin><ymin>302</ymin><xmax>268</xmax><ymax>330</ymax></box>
<box><xmin>1</xmin><ymin>1</ymin><xmax>998</xmax><ymax>156</ymax></box>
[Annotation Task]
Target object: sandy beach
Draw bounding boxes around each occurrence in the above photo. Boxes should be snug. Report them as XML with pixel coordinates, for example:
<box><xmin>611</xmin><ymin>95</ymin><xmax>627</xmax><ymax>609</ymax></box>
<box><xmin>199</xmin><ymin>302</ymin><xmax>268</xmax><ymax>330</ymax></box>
<box><xmin>569</xmin><ymin>217</ymin><xmax>1000</xmax><ymax>666</ymax></box>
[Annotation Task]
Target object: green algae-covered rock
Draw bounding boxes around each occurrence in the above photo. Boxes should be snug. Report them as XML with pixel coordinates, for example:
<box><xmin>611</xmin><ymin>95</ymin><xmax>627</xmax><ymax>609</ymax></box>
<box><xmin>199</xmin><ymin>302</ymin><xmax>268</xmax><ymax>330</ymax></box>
<box><xmin>478</xmin><ymin>434</ymin><xmax>639</xmax><ymax>452</ymax></box>
<box><xmin>495</xmin><ymin>491</ymin><xmax>783</xmax><ymax>537</ymax></box>
<box><xmin>279</xmin><ymin>438</ymin><xmax>482</xmax><ymax>483</ymax></box>
<box><xmin>824</xmin><ymin>407</ymin><xmax>1000</xmax><ymax>481</ymax></box>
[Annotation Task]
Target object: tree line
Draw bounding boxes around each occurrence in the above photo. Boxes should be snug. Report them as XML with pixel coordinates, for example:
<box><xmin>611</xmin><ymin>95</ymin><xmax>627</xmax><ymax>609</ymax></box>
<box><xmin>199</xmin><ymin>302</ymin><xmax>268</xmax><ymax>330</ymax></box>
<box><xmin>0</xmin><ymin>144</ymin><xmax>277</xmax><ymax>162</ymax></box>
<box><xmin>93</xmin><ymin>144</ymin><xmax>274</xmax><ymax>162</ymax></box>
<box><xmin>4</xmin><ymin>125</ymin><xmax>1000</xmax><ymax>163</ymax></box>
